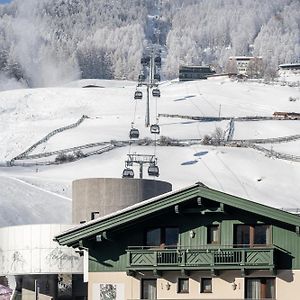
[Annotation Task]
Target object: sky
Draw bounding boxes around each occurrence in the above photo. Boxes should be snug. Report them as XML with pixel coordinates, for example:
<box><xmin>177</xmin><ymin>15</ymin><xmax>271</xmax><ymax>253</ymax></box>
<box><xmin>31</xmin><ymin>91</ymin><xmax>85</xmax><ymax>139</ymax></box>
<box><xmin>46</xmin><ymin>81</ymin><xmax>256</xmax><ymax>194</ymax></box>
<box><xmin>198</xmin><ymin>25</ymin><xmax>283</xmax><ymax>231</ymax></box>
<box><xmin>0</xmin><ymin>0</ymin><xmax>11</xmax><ymax>4</ymax></box>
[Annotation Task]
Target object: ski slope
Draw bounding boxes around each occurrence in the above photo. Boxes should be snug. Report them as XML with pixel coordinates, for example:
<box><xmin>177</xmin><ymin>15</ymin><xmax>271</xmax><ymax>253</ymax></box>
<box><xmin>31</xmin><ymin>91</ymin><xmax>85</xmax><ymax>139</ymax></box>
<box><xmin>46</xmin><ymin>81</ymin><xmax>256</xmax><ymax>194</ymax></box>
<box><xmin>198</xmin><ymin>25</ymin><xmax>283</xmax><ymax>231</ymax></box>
<box><xmin>0</xmin><ymin>77</ymin><xmax>299</xmax><ymax>225</ymax></box>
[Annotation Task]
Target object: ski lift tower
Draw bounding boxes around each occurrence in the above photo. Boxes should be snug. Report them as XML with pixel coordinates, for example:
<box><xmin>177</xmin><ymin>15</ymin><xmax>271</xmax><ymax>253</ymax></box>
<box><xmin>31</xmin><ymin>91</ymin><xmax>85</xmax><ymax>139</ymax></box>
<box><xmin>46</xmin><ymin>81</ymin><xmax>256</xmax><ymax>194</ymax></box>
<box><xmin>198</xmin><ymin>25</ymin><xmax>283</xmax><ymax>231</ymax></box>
<box><xmin>140</xmin><ymin>48</ymin><xmax>160</xmax><ymax>127</ymax></box>
<box><xmin>125</xmin><ymin>153</ymin><xmax>158</xmax><ymax>179</ymax></box>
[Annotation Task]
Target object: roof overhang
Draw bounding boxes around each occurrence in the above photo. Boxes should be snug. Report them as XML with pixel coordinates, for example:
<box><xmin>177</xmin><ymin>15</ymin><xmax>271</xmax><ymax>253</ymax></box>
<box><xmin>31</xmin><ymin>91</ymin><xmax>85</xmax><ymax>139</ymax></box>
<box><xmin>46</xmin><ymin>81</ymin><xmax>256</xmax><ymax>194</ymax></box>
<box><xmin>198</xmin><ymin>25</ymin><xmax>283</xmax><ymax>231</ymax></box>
<box><xmin>55</xmin><ymin>183</ymin><xmax>300</xmax><ymax>247</ymax></box>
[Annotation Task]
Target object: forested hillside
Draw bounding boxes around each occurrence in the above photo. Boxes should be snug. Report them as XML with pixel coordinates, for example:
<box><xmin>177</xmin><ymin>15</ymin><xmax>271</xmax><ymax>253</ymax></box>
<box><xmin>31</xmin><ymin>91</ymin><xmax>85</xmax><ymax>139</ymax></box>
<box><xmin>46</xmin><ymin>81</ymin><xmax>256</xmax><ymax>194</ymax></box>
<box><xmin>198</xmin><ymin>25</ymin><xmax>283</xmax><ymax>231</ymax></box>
<box><xmin>0</xmin><ymin>0</ymin><xmax>299</xmax><ymax>88</ymax></box>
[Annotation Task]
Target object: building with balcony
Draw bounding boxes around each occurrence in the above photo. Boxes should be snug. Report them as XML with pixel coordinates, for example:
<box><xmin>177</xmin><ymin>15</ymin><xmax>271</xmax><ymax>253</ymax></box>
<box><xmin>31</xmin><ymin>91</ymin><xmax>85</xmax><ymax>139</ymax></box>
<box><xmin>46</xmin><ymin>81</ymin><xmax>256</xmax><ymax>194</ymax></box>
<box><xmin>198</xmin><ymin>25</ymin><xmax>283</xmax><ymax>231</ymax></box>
<box><xmin>55</xmin><ymin>182</ymin><xmax>300</xmax><ymax>300</ymax></box>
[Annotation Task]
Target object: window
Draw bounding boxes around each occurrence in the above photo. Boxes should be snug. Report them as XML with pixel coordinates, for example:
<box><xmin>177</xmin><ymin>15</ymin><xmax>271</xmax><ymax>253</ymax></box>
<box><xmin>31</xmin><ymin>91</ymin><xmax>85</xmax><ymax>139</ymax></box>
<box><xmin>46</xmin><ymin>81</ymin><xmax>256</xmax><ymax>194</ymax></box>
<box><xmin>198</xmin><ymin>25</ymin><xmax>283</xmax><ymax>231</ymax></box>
<box><xmin>234</xmin><ymin>225</ymin><xmax>271</xmax><ymax>247</ymax></box>
<box><xmin>142</xmin><ymin>279</ymin><xmax>157</xmax><ymax>299</ymax></box>
<box><xmin>207</xmin><ymin>225</ymin><xmax>219</xmax><ymax>244</ymax></box>
<box><xmin>245</xmin><ymin>278</ymin><xmax>275</xmax><ymax>299</ymax></box>
<box><xmin>200</xmin><ymin>278</ymin><xmax>212</xmax><ymax>293</ymax></box>
<box><xmin>254</xmin><ymin>225</ymin><xmax>270</xmax><ymax>245</ymax></box>
<box><xmin>146</xmin><ymin>228</ymin><xmax>161</xmax><ymax>247</ymax></box>
<box><xmin>145</xmin><ymin>227</ymin><xmax>179</xmax><ymax>248</ymax></box>
<box><xmin>177</xmin><ymin>278</ymin><xmax>189</xmax><ymax>293</ymax></box>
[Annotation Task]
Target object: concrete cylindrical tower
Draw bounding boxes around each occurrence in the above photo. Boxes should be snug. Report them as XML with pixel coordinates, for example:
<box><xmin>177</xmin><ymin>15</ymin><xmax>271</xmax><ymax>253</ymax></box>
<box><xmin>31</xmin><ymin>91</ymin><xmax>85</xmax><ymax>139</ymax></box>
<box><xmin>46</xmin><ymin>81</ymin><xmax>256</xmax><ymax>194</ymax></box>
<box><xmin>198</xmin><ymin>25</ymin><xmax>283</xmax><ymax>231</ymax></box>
<box><xmin>72</xmin><ymin>178</ymin><xmax>172</xmax><ymax>223</ymax></box>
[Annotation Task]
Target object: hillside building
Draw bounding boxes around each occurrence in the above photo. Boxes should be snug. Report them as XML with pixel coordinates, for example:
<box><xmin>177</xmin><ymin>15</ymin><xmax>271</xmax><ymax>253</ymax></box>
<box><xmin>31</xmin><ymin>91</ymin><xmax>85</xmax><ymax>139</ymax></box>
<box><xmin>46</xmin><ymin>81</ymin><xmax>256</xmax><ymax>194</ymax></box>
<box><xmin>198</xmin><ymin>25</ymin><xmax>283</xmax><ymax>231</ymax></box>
<box><xmin>178</xmin><ymin>65</ymin><xmax>216</xmax><ymax>81</ymax></box>
<box><xmin>0</xmin><ymin>224</ymin><xmax>86</xmax><ymax>300</ymax></box>
<box><xmin>279</xmin><ymin>63</ymin><xmax>300</xmax><ymax>76</ymax></box>
<box><xmin>55</xmin><ymin>182</ymin><xmax>300</xmax><ymax>300</ymax></box>
<box><xmin>227</xmin><ymin>56</ymin><xmax>263</xmax><ymax>77</ymax></box>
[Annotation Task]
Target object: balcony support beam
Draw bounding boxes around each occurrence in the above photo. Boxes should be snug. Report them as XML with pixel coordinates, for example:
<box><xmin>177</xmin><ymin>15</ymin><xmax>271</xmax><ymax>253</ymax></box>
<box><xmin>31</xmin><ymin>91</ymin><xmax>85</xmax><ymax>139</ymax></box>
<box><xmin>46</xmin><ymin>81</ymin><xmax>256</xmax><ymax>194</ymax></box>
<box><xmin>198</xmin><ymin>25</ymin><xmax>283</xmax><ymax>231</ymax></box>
<box><xmin>153</xmin><ymin>269</ymin><xmax>162</xmax><ymax>277</ymax></box>
<box><xmin>126</xmin><ymin>270</ymin><xmax>137</xmax><ymax>277</ymax></box>
<box><xmin>181</xmin><ymin>269</ymin><xmax>189</xmax><ymax>276</ymax></box>
<box><xmin>241</xmin><ymin>268</ymin><xmax>246</xmax><ymax>277</ymax></box>
<box><xmin>270</xmin><ymin>268</ymin><xmax>277</xmax><ymax>276</ymax></box>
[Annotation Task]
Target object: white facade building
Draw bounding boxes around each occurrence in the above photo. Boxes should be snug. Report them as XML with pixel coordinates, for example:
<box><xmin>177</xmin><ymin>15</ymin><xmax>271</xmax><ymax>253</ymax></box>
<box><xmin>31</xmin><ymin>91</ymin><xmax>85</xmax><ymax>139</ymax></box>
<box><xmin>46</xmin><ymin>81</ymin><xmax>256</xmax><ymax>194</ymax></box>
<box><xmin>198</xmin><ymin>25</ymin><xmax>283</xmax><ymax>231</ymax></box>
<box><xmin>0</xmin><ymin>224</ymin><xmax>85</xmax><ymax>300</ymax></box>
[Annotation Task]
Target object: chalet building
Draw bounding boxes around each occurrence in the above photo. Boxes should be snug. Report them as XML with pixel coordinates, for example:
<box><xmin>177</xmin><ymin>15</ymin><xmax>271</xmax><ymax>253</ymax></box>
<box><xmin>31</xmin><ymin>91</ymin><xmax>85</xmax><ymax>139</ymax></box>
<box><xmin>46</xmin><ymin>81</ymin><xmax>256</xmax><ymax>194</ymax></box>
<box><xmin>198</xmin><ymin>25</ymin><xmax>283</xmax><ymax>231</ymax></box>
<box><xmin>55</xmin><ymin>182</ymin><xmax>300</xmax><ymax>300</ymax></box>
<box><xmin>178</xmin><ymin>65</ymin><xmax>216</xmax><ymax>81</ymax></box>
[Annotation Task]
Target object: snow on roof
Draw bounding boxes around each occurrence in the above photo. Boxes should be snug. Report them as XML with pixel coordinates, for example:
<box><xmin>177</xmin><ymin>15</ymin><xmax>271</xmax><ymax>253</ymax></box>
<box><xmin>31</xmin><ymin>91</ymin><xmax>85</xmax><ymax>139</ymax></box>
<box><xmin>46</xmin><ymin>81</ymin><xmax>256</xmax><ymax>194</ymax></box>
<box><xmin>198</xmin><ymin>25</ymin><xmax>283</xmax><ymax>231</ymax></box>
<box><xmin>55</xmin><ymin>183</ymin><xmax>200</xmax><ymax>237</ymax></box>
<box><xmin>279</xmin><ymin>63</ymin><xmax>300</xmax><ymax>68</ymax></box>
<box><xmin>229</xmin><ymin>56</ymin><xmax>262</xmax><ymax>60</ymax></box>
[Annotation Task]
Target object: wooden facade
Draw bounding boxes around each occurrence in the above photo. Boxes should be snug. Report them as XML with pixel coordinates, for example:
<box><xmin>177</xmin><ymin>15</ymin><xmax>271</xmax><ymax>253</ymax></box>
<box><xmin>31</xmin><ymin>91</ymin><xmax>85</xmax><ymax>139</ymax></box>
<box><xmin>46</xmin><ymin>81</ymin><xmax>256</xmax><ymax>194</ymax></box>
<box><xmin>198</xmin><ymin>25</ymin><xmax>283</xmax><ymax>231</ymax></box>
<box><xmin>55</xmin><ymin>183</ymin><xmax>300</xmax><ymax>299</ymax></box>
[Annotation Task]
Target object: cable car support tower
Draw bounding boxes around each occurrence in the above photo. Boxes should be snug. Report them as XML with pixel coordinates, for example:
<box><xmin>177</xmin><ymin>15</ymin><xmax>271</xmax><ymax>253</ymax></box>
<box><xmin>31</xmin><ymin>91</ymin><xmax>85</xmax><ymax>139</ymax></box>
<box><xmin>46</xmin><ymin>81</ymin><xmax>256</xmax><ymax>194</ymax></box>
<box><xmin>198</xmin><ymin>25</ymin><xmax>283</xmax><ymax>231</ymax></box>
<box><xmin>122</xmin><ymin>7</ymin><xmax>162</xmax><ymax>179</ymax></box>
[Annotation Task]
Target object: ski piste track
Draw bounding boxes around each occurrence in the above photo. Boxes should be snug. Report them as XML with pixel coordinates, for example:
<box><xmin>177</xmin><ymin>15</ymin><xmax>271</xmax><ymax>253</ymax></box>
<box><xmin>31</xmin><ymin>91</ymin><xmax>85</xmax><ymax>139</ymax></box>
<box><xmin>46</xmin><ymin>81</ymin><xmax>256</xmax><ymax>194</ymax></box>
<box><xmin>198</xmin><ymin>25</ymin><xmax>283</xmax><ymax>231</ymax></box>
<box><xmin>3</xmin><ymin>114</ymin><xmax>300</xmax><ymax>167</ymax></box>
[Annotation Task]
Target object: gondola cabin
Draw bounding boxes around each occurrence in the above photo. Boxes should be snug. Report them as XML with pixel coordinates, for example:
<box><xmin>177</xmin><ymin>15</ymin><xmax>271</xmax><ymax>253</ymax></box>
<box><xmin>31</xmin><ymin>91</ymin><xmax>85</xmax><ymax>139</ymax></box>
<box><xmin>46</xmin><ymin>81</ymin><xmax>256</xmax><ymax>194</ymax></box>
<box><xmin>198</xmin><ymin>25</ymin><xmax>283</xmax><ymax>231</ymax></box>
<box><xmin>138</xmin><ymin>74</ymin><xmax>146</xmax><ymax>82</ymax></box>
<box><xmin>122</xmin><ymin>168</ymin><xmax>134</xmax><ymax>178</ymax></box>
<box><xmin>152</xmin><ymin>88</ymin><xmax>160</xmax><ymax>97</ymax></box>
<box><xmin>150</xmin><ymin>124</ymin><xmax>160</xmax><ymax>134</ymax></box>
<box><xmin>129</xmin><ymin>128</ymin><xmax>139</xmax><ymax>139</ymax></box>
<box><xmin>134</xmin><ymin>91</ymin><xmax>143</xmax><ymax>100</ymax></box>
<box><xmin>154</xmin><ymin>56</ymin><xmax>161</xmax><ymax>67</ymax></box>
<box><xmin>141</xmin><ymin>56</ymin><xmax>150</xmax><ymax>67</ymax></box>
<box><xmin>154</xmin><ymin>74</ymin><xmax>161</xmax><ymax>81</ymax></box>
<box><xmin>148</xmin><ymin>165</ymin><xmax>159</xmax><ymax>177</ymax></box>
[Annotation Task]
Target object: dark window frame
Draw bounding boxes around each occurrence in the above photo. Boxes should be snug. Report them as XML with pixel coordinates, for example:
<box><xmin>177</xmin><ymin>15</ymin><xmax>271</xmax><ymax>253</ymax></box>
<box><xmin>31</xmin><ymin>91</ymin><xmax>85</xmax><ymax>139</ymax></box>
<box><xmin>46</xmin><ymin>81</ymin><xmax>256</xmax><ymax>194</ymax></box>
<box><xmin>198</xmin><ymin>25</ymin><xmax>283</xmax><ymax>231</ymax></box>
<box><xmin>177</xmin><ymin>278</ymin><xmax>189</xmax><ymax>294</ymax></box>
<box><xmin>141</xmin><ymin>278</ymin><xmax>157</xmax><ymax>300</ymax></box>
<box><xmin>245</xmin><ymin>277</ymin><xmax>275</xmax><ymax>299</ymax></box>
<box><xmin>144</xmin><ymin>227</ymin><xmax>179</xmax><ymax>248</ymax></box>
<box><xmin>200</xmin><ymin>278</ymin><xmax>212</xmax><ymax>293</ymax></box>
<box><xmin>234</xmin><ymin>224</ymin><xmax>271</xmax><ymax>247</ymax></box>
<box><xmin>207</xmin><ymin>224</ymin><xmax>220</xmax><ymax>244</ymax></box>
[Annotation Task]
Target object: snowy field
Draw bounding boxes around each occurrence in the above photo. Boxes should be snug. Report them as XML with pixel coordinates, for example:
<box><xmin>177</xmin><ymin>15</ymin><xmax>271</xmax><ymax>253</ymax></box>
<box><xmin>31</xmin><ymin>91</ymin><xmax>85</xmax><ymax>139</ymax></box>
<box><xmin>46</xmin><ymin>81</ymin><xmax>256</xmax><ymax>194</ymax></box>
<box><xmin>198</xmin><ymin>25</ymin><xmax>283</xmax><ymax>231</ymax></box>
<box><xmin>0</xmin><ymin>77</ymin><xmax>299</xmax><ymax>226</ymax></box>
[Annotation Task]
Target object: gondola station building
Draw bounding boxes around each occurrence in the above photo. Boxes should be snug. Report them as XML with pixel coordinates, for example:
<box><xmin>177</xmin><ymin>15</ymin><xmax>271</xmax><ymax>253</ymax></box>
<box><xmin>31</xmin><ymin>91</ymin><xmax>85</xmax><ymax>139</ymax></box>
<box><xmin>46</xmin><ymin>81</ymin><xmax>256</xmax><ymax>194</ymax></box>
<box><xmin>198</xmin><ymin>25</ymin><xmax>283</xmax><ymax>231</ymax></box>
<box><xmin>55</xmin><ymin>182</ymin><xmax>300</xmax><ymax>300</ymax></box>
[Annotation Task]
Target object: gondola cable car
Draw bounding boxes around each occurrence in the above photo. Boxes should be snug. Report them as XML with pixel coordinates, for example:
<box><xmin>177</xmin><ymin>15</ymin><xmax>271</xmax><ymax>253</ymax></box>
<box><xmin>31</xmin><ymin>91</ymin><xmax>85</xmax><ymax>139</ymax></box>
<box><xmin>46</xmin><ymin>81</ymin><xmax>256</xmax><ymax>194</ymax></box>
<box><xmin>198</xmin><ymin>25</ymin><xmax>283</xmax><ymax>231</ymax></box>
<box><xmin>148</xmin><ymin>164</ymin><xmax>159</xmax><ymax>177</ymax></box>
<box><xmin>154</xmin><ymin>56</ymin><xmax>161</xmax><ymax>67</ymax></box>
<box><xmin>134</xmin><ymin>91</ymin><xmax>143</xmax><ymax>100</ymax></box>
<box><xmin>138</xmin><ymin>74</ymin><xmax>146</xmax><ymax>82</ymax></box>
<box><xmin>152</xmin><ymin>88</ymin><xmax>160</xmax><ymax>97</ymax></box>
<box><xmin>129</xmin><ymin>128</ymin><xmax>139</xmax><ymax>139</ymax></box>
<box><xmin>122</xmin><ymin>168</ymin><xmax>134</xmax><ymax>178</ymax></box>
<box><xmin>154</xmin><ymin>74</ymin><xmax>160</xmax><ymax>81</ymax></box>
<box><xmin>150</xmin><ymin>124</ymin><xmax>160</xmax><ymax>134</ymax></box>
<box><xmin>141</xmin><ymin>56</ymin><xmax>151</xmax><ymax>67</ymax></box>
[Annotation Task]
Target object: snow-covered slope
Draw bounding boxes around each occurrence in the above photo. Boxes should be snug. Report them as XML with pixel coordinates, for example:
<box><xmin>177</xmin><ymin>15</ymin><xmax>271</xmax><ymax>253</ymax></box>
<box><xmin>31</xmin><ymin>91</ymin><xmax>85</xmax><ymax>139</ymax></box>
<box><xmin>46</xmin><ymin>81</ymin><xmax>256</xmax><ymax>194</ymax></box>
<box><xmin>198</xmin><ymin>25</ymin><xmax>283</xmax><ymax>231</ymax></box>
<box><xmin>0</xmin><ymin>77</ymin><xmax>299</xmax><ymax>226</ymax></box>
<box><xmin>0</xmin><ymin>177</ymin><xmax>71</xmax><ymax>226</ymax></box>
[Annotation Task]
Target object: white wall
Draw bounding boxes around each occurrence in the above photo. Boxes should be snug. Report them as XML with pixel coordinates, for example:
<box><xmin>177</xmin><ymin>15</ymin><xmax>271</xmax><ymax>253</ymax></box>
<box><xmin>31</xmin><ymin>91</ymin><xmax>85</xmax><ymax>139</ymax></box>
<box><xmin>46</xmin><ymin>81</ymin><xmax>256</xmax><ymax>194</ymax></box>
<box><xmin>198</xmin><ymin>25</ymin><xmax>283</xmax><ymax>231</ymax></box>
<box><xmin>0</xmin><ymin>224</ymin><xmax>83</xmax><ymax>275</ymax></box>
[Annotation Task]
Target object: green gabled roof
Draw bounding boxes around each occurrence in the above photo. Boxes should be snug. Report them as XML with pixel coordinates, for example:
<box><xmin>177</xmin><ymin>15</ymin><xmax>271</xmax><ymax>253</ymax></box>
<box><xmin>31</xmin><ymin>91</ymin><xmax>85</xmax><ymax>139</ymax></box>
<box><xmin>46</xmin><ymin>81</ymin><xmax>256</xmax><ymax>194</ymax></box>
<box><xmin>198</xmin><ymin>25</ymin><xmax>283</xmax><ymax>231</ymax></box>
<box><xmin>55</xmin><ymin>182</ymin><xmax>300</xmax><ymax>246</ymax></box>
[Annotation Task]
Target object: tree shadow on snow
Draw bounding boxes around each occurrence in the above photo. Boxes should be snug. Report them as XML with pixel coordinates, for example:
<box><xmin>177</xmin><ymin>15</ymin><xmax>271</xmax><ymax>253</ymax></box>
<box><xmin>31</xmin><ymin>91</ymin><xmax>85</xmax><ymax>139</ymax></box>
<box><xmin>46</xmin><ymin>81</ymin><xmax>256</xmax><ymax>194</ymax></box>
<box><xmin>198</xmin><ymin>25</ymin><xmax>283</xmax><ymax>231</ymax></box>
<box><xmin>194</xmin><ymin>151</ymin><xmax>209</xmax><ymax>157</ymax></box>
<box><xmin>173</xmin><ymin>95</ymin><xmax>197</xmax><ymax>101</ymax></box>
<box><xmin>181</xmin><ymin>160</ymin><xmax>198</xmax><ymax>165</ymax></box>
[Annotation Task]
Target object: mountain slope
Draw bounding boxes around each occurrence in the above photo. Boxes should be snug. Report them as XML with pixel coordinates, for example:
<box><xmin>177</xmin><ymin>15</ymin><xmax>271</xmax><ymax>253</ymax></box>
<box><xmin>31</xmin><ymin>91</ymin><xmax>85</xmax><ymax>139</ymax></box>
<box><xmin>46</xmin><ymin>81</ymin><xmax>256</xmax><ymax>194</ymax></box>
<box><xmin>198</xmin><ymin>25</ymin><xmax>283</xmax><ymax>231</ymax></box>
<box><xmin>0</xmin><ymin>78</ymin><xmax>299</xmax><ymax>223</ymax></box>
<box><xmin>0</xmin><ymin>176</ymin><xmax>71</xmax><ymax>226</ymax></box>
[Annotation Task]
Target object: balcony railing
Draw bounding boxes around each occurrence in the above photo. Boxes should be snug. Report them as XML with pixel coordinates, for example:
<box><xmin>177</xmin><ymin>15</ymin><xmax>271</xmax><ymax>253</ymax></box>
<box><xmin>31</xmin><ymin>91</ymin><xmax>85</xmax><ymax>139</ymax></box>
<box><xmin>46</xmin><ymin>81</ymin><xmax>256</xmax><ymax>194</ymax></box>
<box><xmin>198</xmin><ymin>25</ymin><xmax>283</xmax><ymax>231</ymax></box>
<box><xmin>128</xmin><ymin>299</ymin><xmax>276</xmax><ymax>300</ymax></box>
<box><xmin>126</xmin><ymin>246</ymin><xmax>274</xmax><ymax>270</ymax></box>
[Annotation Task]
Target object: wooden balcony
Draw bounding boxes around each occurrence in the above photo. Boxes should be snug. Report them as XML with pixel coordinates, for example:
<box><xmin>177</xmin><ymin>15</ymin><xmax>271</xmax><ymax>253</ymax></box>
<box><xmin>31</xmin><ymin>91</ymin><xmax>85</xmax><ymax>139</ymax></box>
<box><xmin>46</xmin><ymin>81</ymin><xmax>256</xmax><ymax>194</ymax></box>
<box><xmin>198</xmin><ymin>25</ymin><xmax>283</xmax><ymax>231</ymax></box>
<box><xmin>126</xmin><ymin>246</ymin><xmax>275</xmax><ymax>273</ymax></box>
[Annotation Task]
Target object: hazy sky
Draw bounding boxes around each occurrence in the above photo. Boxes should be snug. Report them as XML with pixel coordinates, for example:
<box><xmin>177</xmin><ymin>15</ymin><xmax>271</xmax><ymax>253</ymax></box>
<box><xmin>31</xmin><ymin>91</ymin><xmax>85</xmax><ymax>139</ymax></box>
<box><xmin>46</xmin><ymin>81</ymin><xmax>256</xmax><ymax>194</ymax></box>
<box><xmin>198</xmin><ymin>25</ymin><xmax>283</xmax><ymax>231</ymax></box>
<box><xmin>0</xmin><ymin>0</ymin><xmax>11</xmax><ymax>4</ymax></box>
